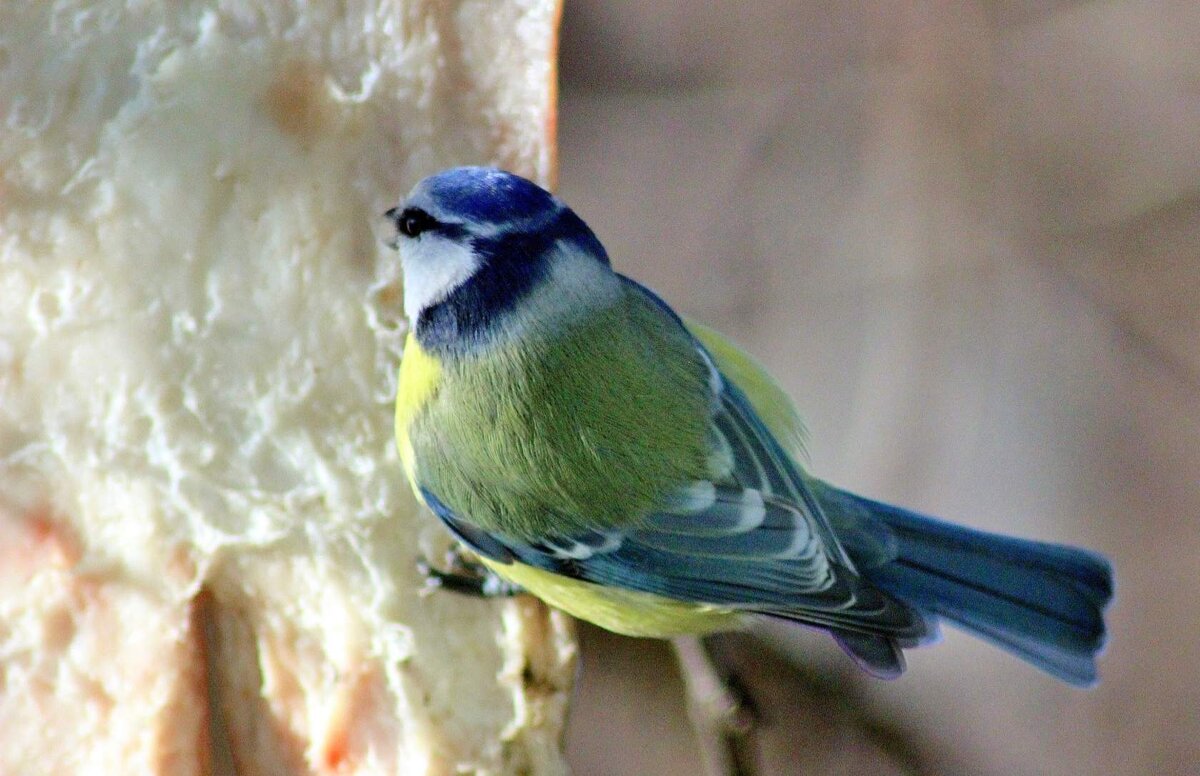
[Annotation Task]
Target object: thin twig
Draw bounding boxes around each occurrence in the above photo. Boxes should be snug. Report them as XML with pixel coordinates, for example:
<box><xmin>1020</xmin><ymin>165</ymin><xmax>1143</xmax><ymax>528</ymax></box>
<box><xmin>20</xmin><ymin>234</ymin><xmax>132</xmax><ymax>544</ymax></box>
<box><xmin>671</xmin><ymin>636</ymin><xmax>759</xmax><ymax>776</ymax></box>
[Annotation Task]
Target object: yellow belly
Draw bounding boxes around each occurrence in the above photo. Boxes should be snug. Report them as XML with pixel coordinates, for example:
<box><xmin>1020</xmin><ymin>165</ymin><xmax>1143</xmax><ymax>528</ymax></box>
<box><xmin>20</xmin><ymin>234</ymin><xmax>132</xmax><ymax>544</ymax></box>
<box><xmin>481</xmin><ymin>558</ymin><xmax>742</xmax><ymax>638</ymax></box>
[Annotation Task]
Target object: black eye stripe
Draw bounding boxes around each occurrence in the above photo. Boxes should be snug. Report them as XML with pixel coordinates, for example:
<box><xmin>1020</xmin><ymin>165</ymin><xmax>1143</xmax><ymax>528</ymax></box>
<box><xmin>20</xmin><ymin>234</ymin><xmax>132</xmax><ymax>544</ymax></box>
<box><xmin>396</xmin><ymin>207</ymin><xmax>438</xmax><ymax>238</ymax></box>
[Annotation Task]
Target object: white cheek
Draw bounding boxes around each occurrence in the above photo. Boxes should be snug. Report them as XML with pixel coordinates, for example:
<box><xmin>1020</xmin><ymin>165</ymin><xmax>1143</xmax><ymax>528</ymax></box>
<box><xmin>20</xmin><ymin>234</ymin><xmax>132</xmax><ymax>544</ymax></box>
<box><xmin>400</xmin><ymin>237</ymin><xmax>478</xmax><ymax>319</ymax></box>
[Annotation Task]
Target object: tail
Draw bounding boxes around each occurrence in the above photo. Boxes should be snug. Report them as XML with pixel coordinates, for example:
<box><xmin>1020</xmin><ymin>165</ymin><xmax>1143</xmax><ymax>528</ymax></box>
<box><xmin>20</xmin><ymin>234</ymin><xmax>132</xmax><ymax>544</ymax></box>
<box><xmin>825</xmin><ymin>488</ymin><xmax>1114</xmax><ymax>687</ymax></box>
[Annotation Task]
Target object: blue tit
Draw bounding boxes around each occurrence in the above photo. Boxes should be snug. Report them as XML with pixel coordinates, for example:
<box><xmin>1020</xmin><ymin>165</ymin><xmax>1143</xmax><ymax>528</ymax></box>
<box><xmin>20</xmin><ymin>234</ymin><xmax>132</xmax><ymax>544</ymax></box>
<box><xmin>385</xmin><ymin>167</ymin><xmax>1113</xmax><ymax>686</ymax></box>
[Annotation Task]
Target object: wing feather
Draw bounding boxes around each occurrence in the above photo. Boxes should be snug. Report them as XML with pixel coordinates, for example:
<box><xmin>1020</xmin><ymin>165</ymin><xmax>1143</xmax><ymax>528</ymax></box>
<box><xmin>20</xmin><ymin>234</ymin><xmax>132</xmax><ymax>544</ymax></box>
<box><xmin>417</xmin><ymin>279</ymin><xmax>928</xmax><ymax>642</ymax></box>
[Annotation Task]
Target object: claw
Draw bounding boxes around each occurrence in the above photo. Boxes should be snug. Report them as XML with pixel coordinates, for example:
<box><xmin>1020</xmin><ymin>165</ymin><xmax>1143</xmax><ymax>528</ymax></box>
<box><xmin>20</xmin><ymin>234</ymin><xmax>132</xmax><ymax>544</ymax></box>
<box><xmin>417</xmin><ymin>551</ymin><xmax>525</xmax><ymax>598</ymax></box>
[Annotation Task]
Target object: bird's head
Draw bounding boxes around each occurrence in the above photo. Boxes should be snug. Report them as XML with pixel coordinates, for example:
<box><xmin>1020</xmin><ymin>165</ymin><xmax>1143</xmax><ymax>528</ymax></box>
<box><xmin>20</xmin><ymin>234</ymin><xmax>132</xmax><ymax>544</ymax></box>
<box><xmin>384</xmin><ymin>167</ymin><xmax>614</xmax><ymax>349</ymax></box>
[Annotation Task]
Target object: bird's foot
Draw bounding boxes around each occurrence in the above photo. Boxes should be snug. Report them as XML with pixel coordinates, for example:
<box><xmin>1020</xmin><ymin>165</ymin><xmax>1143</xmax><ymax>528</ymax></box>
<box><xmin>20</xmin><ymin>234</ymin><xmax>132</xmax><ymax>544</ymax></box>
<box><xmin>418</xmin><ymin>548</ymin><xmax>525</xmax><ymax>598</ymax></box>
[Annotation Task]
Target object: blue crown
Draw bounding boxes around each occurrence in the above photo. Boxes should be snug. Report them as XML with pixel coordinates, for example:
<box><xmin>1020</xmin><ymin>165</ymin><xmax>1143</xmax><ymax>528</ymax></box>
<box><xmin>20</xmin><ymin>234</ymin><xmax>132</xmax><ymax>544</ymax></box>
<box><xmin>421</xmin><ymin>167</ymin><xmax>559</xmax><ymax>226</ymax></box>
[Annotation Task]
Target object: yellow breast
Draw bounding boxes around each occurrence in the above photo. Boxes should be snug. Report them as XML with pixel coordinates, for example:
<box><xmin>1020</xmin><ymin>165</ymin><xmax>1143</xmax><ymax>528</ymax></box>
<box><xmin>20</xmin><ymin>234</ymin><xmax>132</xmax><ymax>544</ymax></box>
<box><xmin>395</xmin><ymin>332</ymin><xmax>441</xmax><ymax>492</ymax></box>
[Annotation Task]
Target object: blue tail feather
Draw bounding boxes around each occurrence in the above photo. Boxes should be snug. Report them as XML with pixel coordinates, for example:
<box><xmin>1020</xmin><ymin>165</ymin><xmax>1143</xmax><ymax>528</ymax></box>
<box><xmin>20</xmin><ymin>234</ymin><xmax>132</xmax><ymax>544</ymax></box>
<box><xmin>825</xmin><ymin>489</ymin><xmax>1114</xmax><ymax>687</ymax></box>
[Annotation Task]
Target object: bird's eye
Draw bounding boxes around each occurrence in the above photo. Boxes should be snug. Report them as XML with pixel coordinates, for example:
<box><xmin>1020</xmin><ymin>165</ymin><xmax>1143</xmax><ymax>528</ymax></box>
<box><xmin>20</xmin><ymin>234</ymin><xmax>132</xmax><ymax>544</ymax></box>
<box><xmin>396</xmin><ymin>207</ymin><xmax>438</xmax><ymax>238</ymax></box>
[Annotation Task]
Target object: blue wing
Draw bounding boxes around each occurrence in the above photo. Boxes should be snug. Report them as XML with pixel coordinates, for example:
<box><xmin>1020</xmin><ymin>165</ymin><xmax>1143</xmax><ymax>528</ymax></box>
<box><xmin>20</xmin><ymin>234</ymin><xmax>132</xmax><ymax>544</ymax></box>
<box><xmin>423</xmin><ymin>476</ymin><xmax>921</xmax><ymax>639</ymax></box>
<box><xmin>419</xmin><ymin>279</ymin><xmax>930</xmax><ymax>656</ymax></box>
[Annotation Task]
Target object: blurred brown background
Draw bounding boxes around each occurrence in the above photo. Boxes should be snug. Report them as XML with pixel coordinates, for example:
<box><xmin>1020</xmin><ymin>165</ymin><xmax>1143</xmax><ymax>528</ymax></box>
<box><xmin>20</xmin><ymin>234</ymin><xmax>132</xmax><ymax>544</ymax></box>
<box><xmin>554</xmin><ymin>2</ymin><xmax>1200</xmax><ymax>774</ymax></box>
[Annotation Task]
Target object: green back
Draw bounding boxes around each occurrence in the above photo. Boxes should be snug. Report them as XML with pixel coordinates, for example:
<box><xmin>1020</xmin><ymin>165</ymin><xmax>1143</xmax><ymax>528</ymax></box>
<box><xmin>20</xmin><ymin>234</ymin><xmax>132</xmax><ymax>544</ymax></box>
<box><xmin>411</xmin><ymin>288</ymin><xmax>712</xmax><ymax>540</ymax></box>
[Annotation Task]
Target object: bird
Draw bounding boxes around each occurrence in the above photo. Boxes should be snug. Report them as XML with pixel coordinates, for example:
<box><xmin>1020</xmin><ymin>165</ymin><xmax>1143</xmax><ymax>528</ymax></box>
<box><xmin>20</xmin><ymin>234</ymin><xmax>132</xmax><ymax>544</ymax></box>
<box><xmin>384</xmin><ymin>166</ymin><xmax>1113</xmax><ymax>686</ymax></box>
